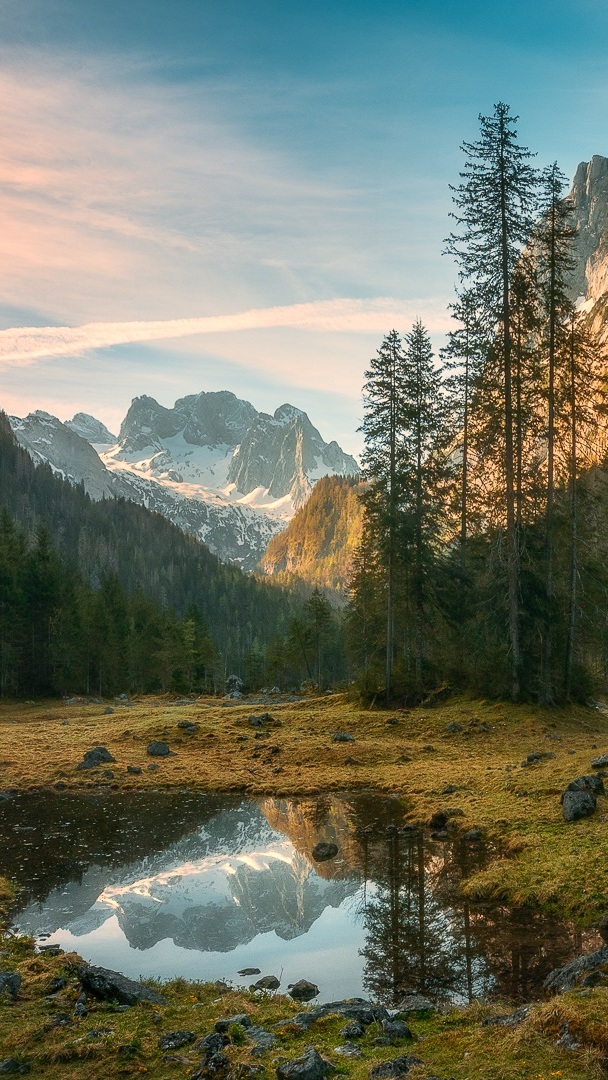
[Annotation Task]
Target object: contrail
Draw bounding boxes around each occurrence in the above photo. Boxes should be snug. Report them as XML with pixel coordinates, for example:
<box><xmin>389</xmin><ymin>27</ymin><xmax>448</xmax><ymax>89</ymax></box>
<box><xmin>0</xmin><ymin>297</ymin><xmax>451</xmax><ymax>365</ymax></box>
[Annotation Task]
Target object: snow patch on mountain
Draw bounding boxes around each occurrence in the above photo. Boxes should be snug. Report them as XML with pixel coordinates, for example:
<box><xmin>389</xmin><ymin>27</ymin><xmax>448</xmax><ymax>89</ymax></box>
<box><xmin>9</xmin><ymin>390</ymin><xmax>358</xmax><ymax>569</ymax></box>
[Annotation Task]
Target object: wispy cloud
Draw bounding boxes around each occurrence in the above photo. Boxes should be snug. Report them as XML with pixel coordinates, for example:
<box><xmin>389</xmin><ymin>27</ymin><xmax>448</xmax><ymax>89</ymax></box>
<box><xmin>0</xmin><ymin>297</ymin><xmax>452</xmax><ymax>365</ymax></box>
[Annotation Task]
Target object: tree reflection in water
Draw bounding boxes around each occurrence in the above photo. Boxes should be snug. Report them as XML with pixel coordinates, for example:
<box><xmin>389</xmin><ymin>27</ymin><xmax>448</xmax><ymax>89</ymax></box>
<box><xmin>357</xmin><ymin>824</ymin><xmax>597</xmax><ymax>1006</ymax></box>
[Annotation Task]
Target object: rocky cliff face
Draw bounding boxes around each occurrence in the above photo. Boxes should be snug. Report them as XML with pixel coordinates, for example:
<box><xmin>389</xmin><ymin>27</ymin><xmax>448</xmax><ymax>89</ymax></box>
<box><xmin>66</xmin><ymin>412</ymin><xmax>117</xmax><ymax>445</ymax></box>
<box><xmin>570</xmin><ymin>155</ymin><xmax>608</xmax><ymax>303</ymax></box>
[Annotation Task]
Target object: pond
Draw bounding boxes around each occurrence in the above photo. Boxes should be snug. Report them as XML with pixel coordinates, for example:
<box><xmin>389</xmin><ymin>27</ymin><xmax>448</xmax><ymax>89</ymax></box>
<box><xmin>0</xmin><ymin>790</ymin><xmax>598</xmax><ymax>1005</ymax></box>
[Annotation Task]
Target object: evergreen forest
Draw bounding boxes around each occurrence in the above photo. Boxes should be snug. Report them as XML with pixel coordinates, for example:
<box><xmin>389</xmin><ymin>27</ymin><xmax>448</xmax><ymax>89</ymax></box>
<box><xmin>347</xmin><ymin>104</ymin><xmax>608</xmax><ymax>704</ymax></box>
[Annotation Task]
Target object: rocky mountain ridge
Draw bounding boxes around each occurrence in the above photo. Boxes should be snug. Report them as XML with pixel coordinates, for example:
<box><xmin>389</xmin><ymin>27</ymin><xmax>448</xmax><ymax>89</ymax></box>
<box><xmin>9</xmin><ymin>392</ymin><xmax>358</xmax><ymax>569</ymax></box>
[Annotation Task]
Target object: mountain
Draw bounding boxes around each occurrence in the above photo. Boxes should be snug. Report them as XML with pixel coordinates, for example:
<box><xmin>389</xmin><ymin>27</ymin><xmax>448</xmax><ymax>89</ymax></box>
<box><xmin>0</xmin><ymin>413</ymin><xmax>294</xmax><ymax>673</ymax></box>
<box><xmin>9</xmin><ymin>391</ymin><xmax>359</xmax><ymax>569</ymax></box>
<box><xmin>66</xmin><ymin>412</ymin><xmax>117</xmax><ymax>444</ymax></box>
<box><xmin>259</xmin><ymin>475</ymin><xmax>365</xmax><ymax>596</ymax></box>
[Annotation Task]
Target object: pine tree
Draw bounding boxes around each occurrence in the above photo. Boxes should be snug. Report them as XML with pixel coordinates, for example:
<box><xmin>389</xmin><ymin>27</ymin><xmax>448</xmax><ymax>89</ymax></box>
<box><xmin>534</xmin><ymin>162</ymin><xmax>576</xmax><ymax>700</ymax></box>
<box><xmin>400</xmin><ymin>320</ymin><xmax>451</xmax><ymax>692</ymax></box>
<box><xmin>445</xmin><ymin>103</ymin><xmax>539</xmax><ymax>700</ymax></box>
<box><xmin>360</xmin><ymin>330</ymin><xmax>407</xmax><ymax>699</ymax></box>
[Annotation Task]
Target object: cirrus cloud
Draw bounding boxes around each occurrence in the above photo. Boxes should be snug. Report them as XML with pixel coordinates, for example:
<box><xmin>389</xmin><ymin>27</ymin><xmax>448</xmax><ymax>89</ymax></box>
<box><xmin>0</xmin><ymin>296</ymin><xmax>452</xmax><ymax>366</ymax></box>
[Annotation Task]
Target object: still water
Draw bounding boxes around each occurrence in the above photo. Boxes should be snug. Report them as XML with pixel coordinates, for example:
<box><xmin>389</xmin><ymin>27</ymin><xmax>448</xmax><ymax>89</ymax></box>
<box><xmin>0</xmin><ymin>790</ymin><xmax>596</xmax><ymax>1005</ymax></box>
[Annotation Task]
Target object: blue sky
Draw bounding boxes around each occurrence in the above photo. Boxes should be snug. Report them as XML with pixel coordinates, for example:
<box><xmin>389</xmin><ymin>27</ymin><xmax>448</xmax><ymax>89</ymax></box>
<box><xmin>1</xmin><ymin>0</ymin><xmax>607</xmax><ymax>454</ymax></box>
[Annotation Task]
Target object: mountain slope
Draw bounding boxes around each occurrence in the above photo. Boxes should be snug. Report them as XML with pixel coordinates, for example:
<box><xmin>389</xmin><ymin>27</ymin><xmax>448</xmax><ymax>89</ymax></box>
<box><xmin>10</xmin><ymin>391</ymin><xmax>359</xmax><ymax>569</ymax></box>
<box><xmin>0</xmin><ymin>412</ymin><xmax>294</xmax><ymax>670</ymax></box>
<box><xmin>259</xmin><ymin>475</ymin><xmax>365</xmax><ymax>596</ymax></box>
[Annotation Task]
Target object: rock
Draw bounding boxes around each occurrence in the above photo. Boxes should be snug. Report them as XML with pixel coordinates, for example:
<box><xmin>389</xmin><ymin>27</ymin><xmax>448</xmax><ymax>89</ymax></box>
<box><xmin>148</xmin><ymin>762</ymin><xmax>159</xmax><ymax>771</ymax></box>
<box><xmin>566</xmin><ymin>774</ymin><xmax>606</xmax><ymax>795</ymax></box>
<box><xmin>249</xmin><ymin>712</ymin><xmax>276</xmax><ymax>726</ymax></box>
<box><xmin>0</xmin><ymin>972</ymin><xmax>21</xmax><ymax>999</ymax></box>
<box><xmin>369</xmin><ymin>1056</ymin><xmax>424</xmax><ymax>1079</ymax></box>
<box><xmin>47</xmin><ymin>976</ymin><xmax>66</xmax><ymax>993</ymax></box>
<box><xmin>592</xmin><ymin>754</ymin><xmax>608</xmax><ymax>768</ymax></box>
<box><xmin>103</xmin><ymin>707</ymin><xmax>114</xmax><ymax>715</ymax></box>
<box><xmin>428</xmin><ymin>808</ymin><xmax>463</xmax><ymax>830</ymax></box>
<box><xmin>147</xmin><ymin>741</ymin><xmax>171</xmax><ymax>756</ymax></box>
<box><xmin>191</xmin><ymin>1052</ymin><xmax>232</xmax><ymax>1078</ymax></box>
<box><xmin>381</xmin><ymin>1019</ymin><xmax>414</xmax><ymax>1042</ymax></box>
<box><xmin>78</xmin><ymin>963</ymin><xmax>168</xmax><ymax>1005</ymax></box>
<box><xmin>597</xmin><ymin>913</ymin><xmax>608</xmax><ymax>943</ymax></box>
<box><xmin>253</xmin><ymin>975</ymin><xmax>280</xmax><ymax>990</ymax></box>
<box><xmin>288</xmin><ymin>979</ymin><xmax>319</xmax><ymax>1002</ymax></box>
<box><xmin>85</xmin><ymin>1028</ymin><xmax>115</xmax><ymax>1039</ymax></box>
<box><xmin>441</xmin><ymin>784</ymin><xmax>458</xmax><ymax>794</ymax></box>
<box><xmin>544</xmin><ymin>945</ymin><xmax>608</xmax><ymax>993</ymax></box>
<box><xmin>247</xmin><ymin>1026</ymin><xmax>276</xmax><ymax>1053</ymax></box>
<box><xmin>276</xmin><ymin>1047</ymin><xmax>330</xmax><ymax>1080</ymax></box>
<box><xmin>238</xmin><ymin>967</ymin><xmax>261</xmax><ymax>976</ymax></box>
<box><xmin>332</xmin><ymin>732</ymin><xmax>355</xmax><ymax>742</ymax></box>
<box><xmin>561</xmin><ymin>789</ymin><xmax>596</xmax><ymax>821</ymax></box>
<box><xmin>340</xmin><ymin>1021</ymin><xmax>364</xmax><ymax>1039</ymax></box>
<box><xmin>0</xmin><ymin>1062</ymin><xmax>30</xmax><ymax>1076</ymax></box>
<box><xmin>555</xmin><ymin>1021</ymin><xmax>582</xmax><ymax>1050</ymax></box>
<box><xmin>311</xmin><ymin>842</ymin><xmax>339</xmax><ymax>862</ymax></box>
<box><xmin>334</xmin><ymin>1043</ymin><xmax>362</xmax><ymax>1058</ymax></box>
<box><xmin>394</xmin><ymin>994</ymin><xmax>435</xmax><ymax>1014</ymax></box>
<box><xmin>76</xmin><ymin>746</ymin><xmax>116</xmax><ymax>770</ymax></box>
<box><xmin>127</xmin><ymin>765</ymin><xmax>142</xmax><ymax>775</ymax></box>
<box><xmin>290</xmin><ymin>998</ymin><xmax>389</xmax><ymax>1031</ymax></box>
<box><xmin>464</xmin><ymin>827</ymin><xmax>483</xmax><ymax>841</ymax></box>
<box><xmin>482</xmin><ymin>1006</ymin><xmax>530</xmax><ymax>1027</ymax></box>
<box><xmin>159</xmin><ymin>1031</ymin><xmax>196</xmax><ymax>1051</ymax></box>
<box><xmin>524</xmin><ymin>750</ymin><xmax>556</xmax><ymax>764</ymax></box>
<box><xmin>215</xmin><ymin>1014</ymin><xmax>252</xmax><ymax>1032</ymax></box>
<box><xmin>446</xmin><ymin>722</ymin><xmax>463</xmax><ymax>734</ymax></box>
<box><xmin>178</xmin><ymin>721</ymin><xmax>199</xmax><ymax>734</ymax></box>
<box><xmin>195</xmin><ymin>1033</ymin><xmax>230</xmax><ymax>1057</ymax></box>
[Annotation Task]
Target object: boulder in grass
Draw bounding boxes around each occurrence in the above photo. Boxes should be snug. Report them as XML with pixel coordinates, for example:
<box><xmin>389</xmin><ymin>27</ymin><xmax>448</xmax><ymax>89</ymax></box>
<box><xmin>146</xmin><ymin>741</ymin><xmax>172</xmax><ymax>757</ymax></box>
<box><xmin>76</xmin><ymin>746</ymin><xmax>115</xmax><ymax>770</ymax></box>
<box><xmin>276</xmin><ymin>1047</ymin><xmax>330</xmax><ymax>1080</ymax></box>
<box><xmin>544</xmin><ymin>944</ymin><xmax>608</xmax><ymax>993</ymax></box>
<box><xmin>0</xmin><ymin>973</ymin><xmax>21</xmax><ymax>999</ymax></box>
<box><xmin>215</xmin><ymin>1014</ymin><xmax>252</xmax><ymax>1032</ymax></box>
<box><xmin>381</xmin><ymin>1019</ymin><xmax>414</xmax><ymax>1042</ymax></box>
<box><xmin>78</xmin><ymin>964</ymin><xmax>168</xmax><ymax>1005</ymax></box>
<box><xmin>561</xmin><ymin>789</ymin><xmax>596</xmax><ymax>821</ymax></box>
<box><xmin>566</xmin><ymin>774</ymin><xmax>605</xmax><ymax>796</ymax></box>
<box><xmin>0</xmin><ymin>1062</ymin><xmax>31</xmax><ymax>1075</ymax></box>
<box><xmin>253</xmin><ymin>975</ymin><xmax>280</xmax><ymax>991</ymax></box>
<box><xmin>369</xmin><ymin>1056</ymin><xmax>424</xmax><ymax>1079</ymax></box>
<box><xmin>159</xmin><ymin>1031</ymin><xmax>196</xmax><ymax>1051</ymax></box>
<box><xmin>592</xmin><ymin>753</ymin><xmax>608</xmax><ymax>769</ymax></box>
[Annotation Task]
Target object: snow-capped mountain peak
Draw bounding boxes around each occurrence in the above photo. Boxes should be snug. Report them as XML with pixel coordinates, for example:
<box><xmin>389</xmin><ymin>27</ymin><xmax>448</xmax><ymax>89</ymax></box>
<box><xmin>9</xmin><ymin>390</ymin><xmax>359</xmax><ymax>569</ymax></box>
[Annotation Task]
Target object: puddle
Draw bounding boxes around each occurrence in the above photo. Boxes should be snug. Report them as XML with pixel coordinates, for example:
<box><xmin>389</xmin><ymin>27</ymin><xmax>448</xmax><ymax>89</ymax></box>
<box><xmin>0</xmin><ymin>790</ymin><xmax>598</xmax><ymax>1004</ymax></box>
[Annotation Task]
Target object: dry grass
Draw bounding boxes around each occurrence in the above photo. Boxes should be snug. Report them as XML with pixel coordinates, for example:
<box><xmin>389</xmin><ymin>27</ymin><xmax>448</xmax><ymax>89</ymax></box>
<box><xmin>2</xmin><ymin>693</ymin><xmax>608</xmax><ymax>920</ymax></box>
<box><xmin>1</xmin><ymin>926</ymin><xmax>607</xmax><ymax>1078</ymax></box>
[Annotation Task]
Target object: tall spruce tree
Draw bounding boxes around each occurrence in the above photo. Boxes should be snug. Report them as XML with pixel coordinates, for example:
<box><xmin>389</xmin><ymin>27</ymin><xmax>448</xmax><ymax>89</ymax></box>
<box><xmin>401</xmin><ymin>320</ymin><xmax>450</xmax><ymax>693</ymax></box>
<box><xmin>360</xmin><ymin>329</ymin><xmax>407</xmax><ymax>699</ymax></box>
<box><xmin>445</xmin><ymin>103</ymin><xmax>539</xmax><ymax>700</ymax></box>
<box><xmin>534</xmin><ymin>162</ymin><xmax>576</xmax><ymax>700</ymax></box>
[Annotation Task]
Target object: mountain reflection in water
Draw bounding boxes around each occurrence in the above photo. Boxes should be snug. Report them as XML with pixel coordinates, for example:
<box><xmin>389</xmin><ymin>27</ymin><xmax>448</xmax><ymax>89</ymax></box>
<box><xmin>1</xmin><ymin>791</ymin><xmax>598</xmax><ymax>1005</ymax></box>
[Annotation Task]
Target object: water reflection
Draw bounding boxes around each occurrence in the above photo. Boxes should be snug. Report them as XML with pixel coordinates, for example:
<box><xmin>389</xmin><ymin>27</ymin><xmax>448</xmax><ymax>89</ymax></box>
<box><xmin>0</xmin><ymin>791</ymin><xmax>598</xmax><ymax>1005</ymax></box>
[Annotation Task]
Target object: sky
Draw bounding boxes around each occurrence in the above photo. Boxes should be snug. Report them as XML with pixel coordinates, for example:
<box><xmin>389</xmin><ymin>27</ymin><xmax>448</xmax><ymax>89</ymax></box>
<box><xmin>1</xmin><ymin>0</ymin><xmax>608</xmax><ymax>456</ymax></box>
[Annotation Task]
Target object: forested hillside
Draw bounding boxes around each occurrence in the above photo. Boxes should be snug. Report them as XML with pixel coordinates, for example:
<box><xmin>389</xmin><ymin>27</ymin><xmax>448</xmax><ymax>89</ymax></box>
<box><xmin>259</xmin><ymin>475</ymin><xmax>364</xmax><ymax>596</ymax></box>
<box><xmin>0</xmin><ymin>413</ymin><xmax>295</xmax><ymax>695</ymax></box>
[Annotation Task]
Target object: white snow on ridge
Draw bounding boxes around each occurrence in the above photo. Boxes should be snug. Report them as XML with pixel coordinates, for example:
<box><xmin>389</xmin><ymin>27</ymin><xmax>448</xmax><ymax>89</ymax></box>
<box><xmin>102</xmin><ymin>432</ymin><xmax>296</xmax><ymax>521</ymax></box>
